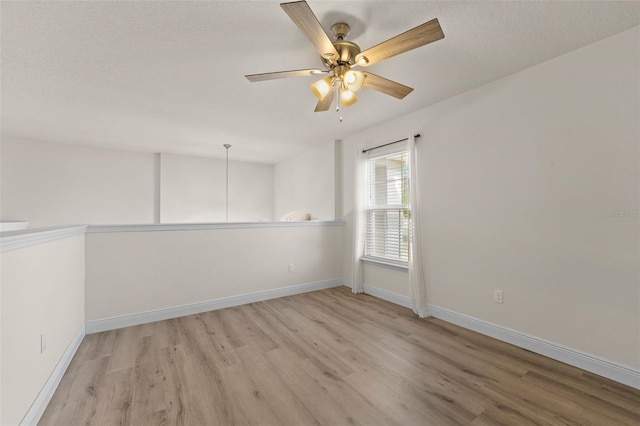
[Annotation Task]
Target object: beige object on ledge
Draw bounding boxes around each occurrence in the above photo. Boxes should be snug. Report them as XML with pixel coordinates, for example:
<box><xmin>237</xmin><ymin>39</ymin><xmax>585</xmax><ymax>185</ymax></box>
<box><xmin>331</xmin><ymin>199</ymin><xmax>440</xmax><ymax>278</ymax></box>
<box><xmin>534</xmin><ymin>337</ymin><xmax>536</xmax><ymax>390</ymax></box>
<box><xmin>280</xmin><ymin>211</ymin><xmax>312</xmax><ymax>221</ymax></box>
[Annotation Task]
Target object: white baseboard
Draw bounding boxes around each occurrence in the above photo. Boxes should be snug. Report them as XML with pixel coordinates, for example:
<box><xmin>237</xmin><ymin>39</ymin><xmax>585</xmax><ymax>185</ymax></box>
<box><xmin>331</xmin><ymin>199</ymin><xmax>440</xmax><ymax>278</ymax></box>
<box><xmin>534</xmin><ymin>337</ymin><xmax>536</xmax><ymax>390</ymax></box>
<box><xmin>86</xmin><ymin>278</ymin><xmax>344</xmax><ymax>334</ymax></box>
<box><xmin>361</xmin><ymin>283</ymin><xmax>639</xmax><ymax>390</ymax></box>
<box><xmin>363</xmin><ymin>284</ymin><xmax>413</xmax><ymax>309</ymax></box>
<box><xmin>20</xmin><ymin>323</ymin><xmax>86</xmax><ymax>426</ymax></box>
<box><xmin>342</xmin><ymin>278</ymin><xmax>353</xmax><ymax>291</ymax></box>
<box><xmin>427</xmin><ymin>304</ymin><xmax>640</xmax><ymax>390</ymax></box>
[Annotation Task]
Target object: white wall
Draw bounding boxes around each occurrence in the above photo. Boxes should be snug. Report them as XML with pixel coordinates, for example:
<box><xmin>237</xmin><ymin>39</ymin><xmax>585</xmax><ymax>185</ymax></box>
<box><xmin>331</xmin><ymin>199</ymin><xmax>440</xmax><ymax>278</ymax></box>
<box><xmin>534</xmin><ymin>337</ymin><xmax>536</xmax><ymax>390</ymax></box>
<box><xmin>0</xmin><ymin>139</ymin><xmax>156</xmax><ymax>228</ymax></box>
<box><xmin>274</xmin><ymin>141</ymin><xmax>335</xmax><ymax>220</ymax></box>
<box><xmin>1</xmin><ymin>234</ymin><xmax>85</xmax><ymax>425</ymax></box>
<box><xmin>85</xmin><ymin>224</ymin><xmax>343</xmax><ymax>321</ymax></box>
<box><xmin>363</xmin><ymin>263</ymin><xmax>410</xmax><ymax>298</ymax></box>
<box><xmin>160</xmin><ymin>153</ymin><xmax>273</xmax><ymax>223</ymax></box>
<box><xmin>1</xmin><ymin>140</ymin><xmax>278</xmax><ymax>227</ymax></box>
<box><xmin>342</xmin><ymin>27</ymin><xmax>640</xmax><ymax>369</ymax></box>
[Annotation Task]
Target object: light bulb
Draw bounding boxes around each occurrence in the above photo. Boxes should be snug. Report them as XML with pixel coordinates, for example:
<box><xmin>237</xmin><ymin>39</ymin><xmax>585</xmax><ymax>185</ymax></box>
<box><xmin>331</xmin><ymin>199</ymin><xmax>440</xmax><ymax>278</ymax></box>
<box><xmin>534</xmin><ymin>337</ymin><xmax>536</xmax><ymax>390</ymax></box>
<box><xmin>340</xmin><ymin>89</ymin><xmax>357</xmax><ymax>107</ymax></box>
<box><xmin>310</xmin><ymin>77</ymin><xmax>333</xmax><ymax>100</ymax></box>
<box><xmin>344</xmin><ymin>70</ymin><xmax>364</xmax><ymax>92</ymax></box>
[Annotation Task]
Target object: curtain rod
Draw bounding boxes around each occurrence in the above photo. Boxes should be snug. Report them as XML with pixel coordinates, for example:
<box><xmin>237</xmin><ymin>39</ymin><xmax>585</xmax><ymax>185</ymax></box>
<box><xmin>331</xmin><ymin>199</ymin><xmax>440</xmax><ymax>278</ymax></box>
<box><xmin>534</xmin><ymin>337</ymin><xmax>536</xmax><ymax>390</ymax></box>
<box><xmin>362</xmin><ymin>134</ymin><xmax>420</xmax><ymax>153</ymax></box>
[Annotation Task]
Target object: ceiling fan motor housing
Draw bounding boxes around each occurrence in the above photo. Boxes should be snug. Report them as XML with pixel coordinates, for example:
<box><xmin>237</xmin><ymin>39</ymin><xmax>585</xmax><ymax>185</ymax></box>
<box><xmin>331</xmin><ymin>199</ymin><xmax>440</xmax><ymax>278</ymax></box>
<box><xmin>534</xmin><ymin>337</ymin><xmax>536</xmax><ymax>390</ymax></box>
<box><xmin>330</xmin><ymin>22</ymin><xmax>350</xmax><ymax>39</ymax></box>
<box><xmin>322</xmin><ymin>23</ymin><xmax>361</xmax><ymax>68</ymax></box>
<box><xmin>332</xmin><ymin>40</ymin><xmax>361</xmax><ymax>65</ymax></box>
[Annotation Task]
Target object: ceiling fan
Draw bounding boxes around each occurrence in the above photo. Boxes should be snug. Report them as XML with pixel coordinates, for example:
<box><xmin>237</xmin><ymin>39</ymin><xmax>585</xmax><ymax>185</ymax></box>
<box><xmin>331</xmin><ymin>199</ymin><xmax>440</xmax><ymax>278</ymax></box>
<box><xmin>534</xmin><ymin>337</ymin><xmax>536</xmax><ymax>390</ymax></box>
<box><xmin>245</xmin><ymin>1</ymin><xmax>444</xmax><ymax>113</ymax></box>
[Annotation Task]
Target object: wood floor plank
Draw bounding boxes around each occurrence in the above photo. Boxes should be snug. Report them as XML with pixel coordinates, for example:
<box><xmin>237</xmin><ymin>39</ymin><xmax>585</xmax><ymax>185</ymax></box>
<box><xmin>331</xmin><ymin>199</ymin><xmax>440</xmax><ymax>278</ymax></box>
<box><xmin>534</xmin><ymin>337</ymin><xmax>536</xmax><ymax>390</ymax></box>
<box><xmin>164</xmin><ymin>345</ymin><xmax>236</xmax><ymax>425</ymax></box>
<box><xmin>521</xmin><ymin>370</ymin><xmax>640</xmax><ymax>426</ymax></box>
<box><xmin>92</xmin><ymin>367</ymin><xmax>134</xmax><ymax>426</ymax></box>
<box><xmin>342</xmin><ymin>346</ymin><xmax>484</xmax><ymax>424</ymax></box>
<box><xmin>233</xmin><ymin>346</ymin><xmax>321</xmax><ymax>426</ymax></box>
<box><xmin>343</xmin><ymin>334</ymin><xmax>489</xmax><ymax>422</ymax></box>
<box><xmin>219</xmin><ymin>362</ymin><xmax>284</xmax><ymax>426</ymax></box>
<box><xmin>243</xmin><ymin>302</ymin><xmax>312</xmax><ymax>362</ymax></box>
<box><xmin>130</xmin><ymin>335</ymin><xmax>167</xmax><ymax>424</ymax></box>
<box><xmin>344</xmin><ymin>371</ymin><xmax>451</xmax><ymax>425</ymax></box>
<box><xmin>430</xmin><ymin>318</ymin><xmax>587</xmax><ymax>379</ymax></box>
<box><xmin>40</xmin><ymin>287</ymin><xmax>640</xmax><ymax>425</ymax></box>
<box><xmin>193</xmin><ymin>313</ymin><xmax>241</xmax><ymax>368</ymax></box>
<box><xmin>298</xmin><ymin>357</ymin><xmax>398</xmax><ymax>426</ymax></box>
<box><xmin>106</xmin><ymin>327</ymin><xmax>144</xmax><ymax>373</ymax></box>
<box><xmin>254</xmin><ymin>301</ymin><xmax>356</xmax><ymax>378</ymax></box>
<box><xmin>40</xmin><ymin>356</ymin><xmax>111</xmax><ymax>425</ymax></box>
<box><xmin>263</xmin><ymin>347</ymin><xmax>361</xmax><ymax>425</ymax></box>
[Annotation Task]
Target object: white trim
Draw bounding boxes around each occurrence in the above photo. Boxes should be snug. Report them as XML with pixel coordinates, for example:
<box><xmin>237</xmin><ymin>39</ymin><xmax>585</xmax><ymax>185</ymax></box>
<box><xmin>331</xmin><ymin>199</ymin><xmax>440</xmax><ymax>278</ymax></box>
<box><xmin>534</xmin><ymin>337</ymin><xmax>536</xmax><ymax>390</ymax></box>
<box><xmin>86</xmin><ymin>279</ymin><xmax>344</xmax><ymax>333</ymax></box>
<box><xmin>361</xmin><ymin>284</ymin><xmax>639</xmax><ymax>390</ymax></box>
<box><xmin>0</xmin><ymin>226</ymin><xmax>87</xmax><ymax>253</ymax></box>
<box><xmin>428</xmin><ymin>304</ymin><xmax>640</xmax><ymax>390</ymax></box>
<box><xmin>0</xmin><ymin>222</ymin><xmax>344</xmax><ymax>248</ymax></box>
<box><xmin>19</xmin><ymin>323</ymin><xmax>86</xmax><ymax>426</ymax></box>
<box><xmin>362</xmin><ymin>256</ymin><xmax>409</xmax><ymax>272</ymax></box>
<box><xmin>87</xmin><ymin>221</ymin><xmax>344</xmax><ymax>233</ymax></box>
<box><xmin>342</xmin><ymin>278</ymin><xmax>356</xmax><ymax>293</ymax></box>
<box><xmin>363</xmin><ymin>284</ymin><xmax>413</xmax><ymax>309</ymax></box>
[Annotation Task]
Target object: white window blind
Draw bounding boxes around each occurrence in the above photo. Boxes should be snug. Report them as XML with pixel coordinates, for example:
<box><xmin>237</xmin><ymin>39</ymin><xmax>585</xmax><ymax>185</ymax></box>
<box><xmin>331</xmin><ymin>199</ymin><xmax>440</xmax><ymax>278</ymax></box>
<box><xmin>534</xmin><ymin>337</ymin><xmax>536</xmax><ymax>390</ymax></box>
<box><xmin>365</xmin><ymin>149</ymin><xmax>410</xmax><ymax>264</ymax></box>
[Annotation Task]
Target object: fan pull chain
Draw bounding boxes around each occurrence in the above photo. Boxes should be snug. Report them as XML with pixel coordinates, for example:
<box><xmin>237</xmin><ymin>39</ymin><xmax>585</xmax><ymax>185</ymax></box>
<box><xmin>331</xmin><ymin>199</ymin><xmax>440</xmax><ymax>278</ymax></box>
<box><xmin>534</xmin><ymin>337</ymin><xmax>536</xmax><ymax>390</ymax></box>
<box><xmin>336</xmin><ymin>85</ymin><xmax>343</xmax><ymax>122</ymax></box>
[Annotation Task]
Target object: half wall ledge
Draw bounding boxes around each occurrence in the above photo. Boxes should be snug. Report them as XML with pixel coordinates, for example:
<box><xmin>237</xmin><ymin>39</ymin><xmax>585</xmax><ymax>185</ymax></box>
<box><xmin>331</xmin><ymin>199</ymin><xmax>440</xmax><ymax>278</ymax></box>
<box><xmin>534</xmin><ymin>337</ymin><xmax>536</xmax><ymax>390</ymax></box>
<box><xmin>86</xmin><ymin>221</ymin><xmax>344</xmax><ymax>233</ymax></box>
<box><xmin>0</xmin><ymin>225</ymin><xmax>87</xmax><ymax>252</ymax></box>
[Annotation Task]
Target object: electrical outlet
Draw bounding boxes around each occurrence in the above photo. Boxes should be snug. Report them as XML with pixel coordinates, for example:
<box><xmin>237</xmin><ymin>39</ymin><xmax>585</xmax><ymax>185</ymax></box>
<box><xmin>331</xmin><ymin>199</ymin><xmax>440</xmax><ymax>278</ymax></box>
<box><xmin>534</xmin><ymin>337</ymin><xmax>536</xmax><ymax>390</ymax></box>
<box><xmin>493</xmin><ymin>289</ymin><xmax>504</xmax><ymax>304</ymax></box>
<box><xmin>288</xmin><ymin>263</ymin><xmax>294</xmax><ymax>273</ymax></box>
<box><xmin>40</xmin><ymin>332</ymin><xmax>47</xmax><ymax>354</ymax></box>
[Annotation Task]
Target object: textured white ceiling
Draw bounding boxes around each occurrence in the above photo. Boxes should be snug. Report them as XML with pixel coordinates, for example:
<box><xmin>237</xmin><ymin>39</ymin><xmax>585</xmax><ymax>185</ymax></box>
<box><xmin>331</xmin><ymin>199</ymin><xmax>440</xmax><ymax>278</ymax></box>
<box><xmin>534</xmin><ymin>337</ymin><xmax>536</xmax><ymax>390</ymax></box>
<box><xmin>2</xmin><ymin>1</ymin><xmax>639</xmax><ymax>163</ymax></box>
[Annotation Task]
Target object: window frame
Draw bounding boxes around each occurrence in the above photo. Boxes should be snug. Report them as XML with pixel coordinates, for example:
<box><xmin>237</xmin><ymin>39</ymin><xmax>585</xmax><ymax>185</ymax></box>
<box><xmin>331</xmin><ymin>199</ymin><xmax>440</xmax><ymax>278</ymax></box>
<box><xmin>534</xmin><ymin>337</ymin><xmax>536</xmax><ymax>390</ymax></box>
<box><xmin>362</xmin><ymin>146</ymin><xmax>410</xmax><ymax>269</ymax></box>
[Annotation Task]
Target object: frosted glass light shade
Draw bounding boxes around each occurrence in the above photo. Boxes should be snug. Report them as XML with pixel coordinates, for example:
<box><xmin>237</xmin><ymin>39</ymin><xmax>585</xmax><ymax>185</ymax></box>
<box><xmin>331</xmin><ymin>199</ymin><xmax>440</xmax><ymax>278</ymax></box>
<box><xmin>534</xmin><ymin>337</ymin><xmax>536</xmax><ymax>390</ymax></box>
<box><xmin>344</xmin><ymin>70</ymin><xmax>365</xmax><ymax>92</ymax></box>
<box><xmin>340</xmin><ymin>89</ymin><xmax>357</xmax><ymax>107</ymax></box>
<box><xmin>311</xmin><ymin>77</ymin><xmax>333</xmax><ymax>100</ymax></box>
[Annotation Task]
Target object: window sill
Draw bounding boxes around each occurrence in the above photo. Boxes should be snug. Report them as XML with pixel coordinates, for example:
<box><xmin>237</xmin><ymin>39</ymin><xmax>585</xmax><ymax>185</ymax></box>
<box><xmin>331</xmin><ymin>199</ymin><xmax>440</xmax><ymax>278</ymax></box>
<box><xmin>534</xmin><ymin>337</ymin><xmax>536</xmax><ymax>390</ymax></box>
<box><xmin>361</xmin><ymin>256</ymin><xmax>408</xmax><ymax>272</ymax></box>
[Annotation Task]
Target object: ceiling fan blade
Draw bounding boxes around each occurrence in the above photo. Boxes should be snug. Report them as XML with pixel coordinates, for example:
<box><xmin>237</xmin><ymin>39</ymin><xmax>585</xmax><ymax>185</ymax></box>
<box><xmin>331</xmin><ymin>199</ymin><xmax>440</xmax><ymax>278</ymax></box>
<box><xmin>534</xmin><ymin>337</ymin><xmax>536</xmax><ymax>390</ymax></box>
<box><xmin>314</xmin><ymin>86</ymin><xmax>336</xmax><ymax>112</ymax></box>
<box><xmin>245</xmin><ymin>69</ymin><xmax>328</xmax><ymax>82</ymax></box>
<box><xmin>356</xmin><ymin>18</ymin><xmax>444</xmax><ymax>66</ymax></box>
<box><xmin>363</xmin><ymin>72</ymin><xmax>413</xmax><ymax>99</ymax></box>
<box><xmin>281</xmin><ymin>1</ymin><xmax>340</xmax><ymax>64</ymax></box>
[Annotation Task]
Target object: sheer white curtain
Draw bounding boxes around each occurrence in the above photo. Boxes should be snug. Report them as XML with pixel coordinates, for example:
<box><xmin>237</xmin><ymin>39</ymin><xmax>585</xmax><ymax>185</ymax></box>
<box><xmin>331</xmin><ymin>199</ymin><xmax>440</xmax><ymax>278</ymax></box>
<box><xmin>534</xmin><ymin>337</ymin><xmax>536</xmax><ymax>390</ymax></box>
<box><xmin>351</xmin><ymin>149</ymin><xmax>366</xmax><ymax>294</ymax></box>
<box><xmin>408</xmin><ymin>133</ymin><xmax>429</xmax><ymax>317</ymax></box>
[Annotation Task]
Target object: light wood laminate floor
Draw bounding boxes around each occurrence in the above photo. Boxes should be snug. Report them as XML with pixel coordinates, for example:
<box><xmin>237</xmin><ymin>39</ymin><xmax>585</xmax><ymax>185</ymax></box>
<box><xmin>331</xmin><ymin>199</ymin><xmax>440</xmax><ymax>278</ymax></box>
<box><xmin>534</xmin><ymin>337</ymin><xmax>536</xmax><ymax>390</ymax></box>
<box><xmin>41</xmin><ymin>287</ymin><xmax>640</xmax><ymax>425</ymax></box>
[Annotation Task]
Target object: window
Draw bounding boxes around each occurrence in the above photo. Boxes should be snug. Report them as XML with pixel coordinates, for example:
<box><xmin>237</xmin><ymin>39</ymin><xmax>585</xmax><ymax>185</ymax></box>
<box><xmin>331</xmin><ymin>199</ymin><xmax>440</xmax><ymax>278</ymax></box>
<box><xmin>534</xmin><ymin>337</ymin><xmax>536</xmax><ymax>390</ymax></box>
<box><xmin>364</xmin><ymin>149</ymin><xmax>410</xmax><ymax>265</ymax></box>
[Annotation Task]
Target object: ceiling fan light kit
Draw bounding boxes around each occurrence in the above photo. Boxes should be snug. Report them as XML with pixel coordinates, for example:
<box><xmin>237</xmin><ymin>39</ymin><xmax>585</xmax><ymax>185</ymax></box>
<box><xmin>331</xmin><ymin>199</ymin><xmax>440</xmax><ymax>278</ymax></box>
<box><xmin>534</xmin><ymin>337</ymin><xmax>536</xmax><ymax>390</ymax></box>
<box><xmin>344</xmin><ymin>70</ymin><xmax>365</xmax><ymax>92</ymax></box>
<box><xmin>311</xmin><ymin>77</ymin><xmax>333</xmax><ymax>100</ymax></box>
<box><xmin>245</xmin><ymin>0</ymin><xmax>445</xmax><ymax>114</ymax></box>
<box><xmin>340</xmin><ymin>89</ymin><xmax>357</xmax><ymax>107</ymax></box>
